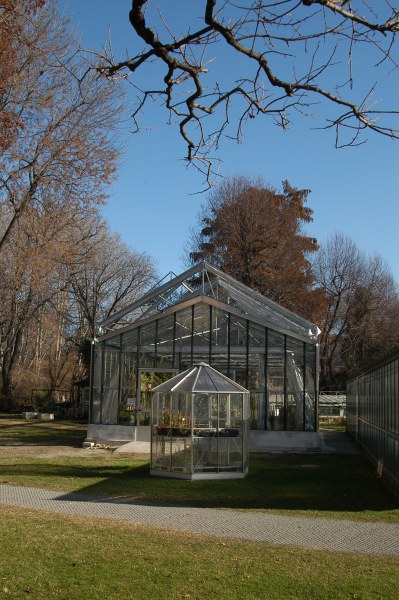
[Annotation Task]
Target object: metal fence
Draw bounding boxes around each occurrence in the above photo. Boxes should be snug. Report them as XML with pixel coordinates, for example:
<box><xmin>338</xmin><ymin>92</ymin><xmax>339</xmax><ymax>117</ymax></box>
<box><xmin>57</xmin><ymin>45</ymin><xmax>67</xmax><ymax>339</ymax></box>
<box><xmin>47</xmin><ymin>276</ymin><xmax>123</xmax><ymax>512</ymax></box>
<box><xmin>346</xmin><ymin>351</ymin><xmax>399</xmax><ymax>499</ymax></box>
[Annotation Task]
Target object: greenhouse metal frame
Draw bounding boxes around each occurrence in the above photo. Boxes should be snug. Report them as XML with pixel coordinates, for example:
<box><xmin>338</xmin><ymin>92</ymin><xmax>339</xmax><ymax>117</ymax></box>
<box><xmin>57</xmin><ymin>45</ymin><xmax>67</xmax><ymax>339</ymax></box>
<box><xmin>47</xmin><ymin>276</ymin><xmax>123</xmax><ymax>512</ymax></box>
<box><xmin>88</xmin><ymin>262</ymin><xmax>320</xmax><ymax>450</ymax></box>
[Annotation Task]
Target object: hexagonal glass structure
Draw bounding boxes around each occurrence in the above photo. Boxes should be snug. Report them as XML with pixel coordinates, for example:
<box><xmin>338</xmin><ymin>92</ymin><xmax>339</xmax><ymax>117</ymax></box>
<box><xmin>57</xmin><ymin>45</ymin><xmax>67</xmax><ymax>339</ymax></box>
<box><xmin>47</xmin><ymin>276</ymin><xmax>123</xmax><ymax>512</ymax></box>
<box><xmin>151</xmin><ymin>363</ymin><xmax>249</xmax><ymax>479</ymax></box>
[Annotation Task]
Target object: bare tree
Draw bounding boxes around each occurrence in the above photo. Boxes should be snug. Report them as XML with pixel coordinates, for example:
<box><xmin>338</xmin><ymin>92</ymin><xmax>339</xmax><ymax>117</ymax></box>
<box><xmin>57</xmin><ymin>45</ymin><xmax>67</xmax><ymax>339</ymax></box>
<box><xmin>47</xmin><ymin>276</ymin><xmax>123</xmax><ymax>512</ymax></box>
<box><xmin>97</xmin><ymin>1</ymin><xmax>399</xmax><ymax>181</ymax></box>
<box><xmin>69</xmin><ymin>224</ymin><xmax>157</xmax><ymax>340</ymax></box>
<box><xmin>0</xmin><ymin>1</ymin><xmax>122</xmax><ymax>252</ymax></box>
<box><xmin>0</xmin><ymin>206</ymin><xmax>157</xmax><ymax>399</ymax></box>
<box><xmin>313</xmin><ymin>232</ymin><xmax>399</xmax><ymax>388</ymax></box>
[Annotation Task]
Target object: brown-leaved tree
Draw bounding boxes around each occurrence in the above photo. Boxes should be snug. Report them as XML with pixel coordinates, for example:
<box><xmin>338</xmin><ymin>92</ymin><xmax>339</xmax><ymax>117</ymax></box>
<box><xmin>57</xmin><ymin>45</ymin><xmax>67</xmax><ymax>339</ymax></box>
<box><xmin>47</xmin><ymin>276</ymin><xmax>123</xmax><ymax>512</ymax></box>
<box><xmin>187</xmin><ymin>176</ymin><xmax>323</xmax><ymax>321</ymax></box>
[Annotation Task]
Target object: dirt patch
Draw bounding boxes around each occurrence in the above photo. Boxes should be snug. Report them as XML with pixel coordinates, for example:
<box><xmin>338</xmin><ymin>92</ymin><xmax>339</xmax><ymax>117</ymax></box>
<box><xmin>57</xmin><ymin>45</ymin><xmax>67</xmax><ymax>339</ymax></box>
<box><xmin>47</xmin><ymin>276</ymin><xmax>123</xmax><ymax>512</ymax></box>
<box><xmin>0</xmin><ymin>445</ymin><xmax>110</xmax><ymax>459</ymax></box>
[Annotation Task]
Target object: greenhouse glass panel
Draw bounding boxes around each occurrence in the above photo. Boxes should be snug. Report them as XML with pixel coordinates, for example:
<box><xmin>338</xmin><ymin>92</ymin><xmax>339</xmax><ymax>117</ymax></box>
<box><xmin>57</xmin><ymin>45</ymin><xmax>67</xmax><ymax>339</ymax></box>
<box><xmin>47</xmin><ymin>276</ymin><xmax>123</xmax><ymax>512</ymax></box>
<box><xmin>267</xmin><ymin>331</ymin><xmax>285</xmax><ymax>430</ymax></box>
<box><xmin>229</xmin><ymin>356</ymin><xmax>248</xmax><ymax>389</ymax></box>
<box><xmin>92</xmin><ymin>345</ymin><xmax>103</xmax><ymax>389</ymax></box>
<box><xmin>192</xmin><ymin>304</ymin><xmax>210</xmax><ymax>351</ymax></box>
<box><xmin>211</xmin><ymin>307</ymin><xmax>229</xmax><ymax>349</ymax></box>
<box><xmin>119</xmin><ymin>389</ymin><xmax>136</xmax><ymax>425</ymax></box>
<box><xmin>118</xmin><ymin>354</ymin><xmax>137</xmax><ymax>425</ymax></box>
<box><xmin>103</xmin><ymin>349</ymin><xmax>119</xmax><ymax>387</ymax></box>
<box><xmin>230</xmin><ymin>315</ymin><xmax>247</xmax><ymax>350</ymax></box>
<box><xmin>122</xmin><ymin>329</ymin><xmax>138</xmax><ymax>352</ymax></box>
<box><xmin>305</xmin><ymin>344</ymin><xmax>317</xmax><ymax>431</ymax></box>
<box><xmin>102</xmin><ymin>389</ymin><xmax>119</xmax><ymax>424</ymax></box>
<box><xmin>208</xmin><ymin>353</ymin><xmax>229</xmax><ymax>376</ymax></box>
<box><xmin>91</xmin><ymin>388</ymin><xmax>101</xmax><ymax>424</ymax></box>
<box><xmin>175</xmin><ymin>307</ymin><xmax>193</xmax><ymax>355</ymax></box>
<box><xmin>248</xmin><ymin>321</ymin><xmax>265</xmax><ymax>348</ymax></box>
<box><xmin>139</xmin><ymin>321</ymin><xmax>157</xmax><ymax>368</ymax></box>
<box><xmin>157</xmin><ymin>314</ymin><xmax>175</xmax><ymax>349</ymax></box>
<box><xmin>192</xmin><ymin>353</ymin><xmax>211</xmax><ymax>368</ymax></box>
<box><xmin>156</xmin><ymin>314</ymin><xmax>175</xmax><ymax>368</ymax></box>
<box><xmin>286</xmin><ymin>337</ymin><xmax>305</xmax><ymax>431</ymax></box>
<box><xmin>122</xmin><ymin>353</ymin><xmax>137</xmax><ymax>389</ymax></box>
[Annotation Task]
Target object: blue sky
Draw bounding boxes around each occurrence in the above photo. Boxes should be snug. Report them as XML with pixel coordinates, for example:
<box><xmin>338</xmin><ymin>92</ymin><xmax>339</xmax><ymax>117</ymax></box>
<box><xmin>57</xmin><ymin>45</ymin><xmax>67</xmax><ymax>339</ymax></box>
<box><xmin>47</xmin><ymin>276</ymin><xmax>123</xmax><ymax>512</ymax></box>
<box><xmin>64</xmin><ymin>1</ymin><xmax>399</xmax><ymax>284</ymax></box>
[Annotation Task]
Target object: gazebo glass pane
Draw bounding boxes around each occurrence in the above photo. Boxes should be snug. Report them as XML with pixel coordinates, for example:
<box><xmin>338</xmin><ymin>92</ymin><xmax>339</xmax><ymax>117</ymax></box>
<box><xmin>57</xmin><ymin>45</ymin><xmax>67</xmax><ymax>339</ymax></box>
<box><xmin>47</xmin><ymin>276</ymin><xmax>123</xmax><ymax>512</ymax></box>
<box><xmin>267</xmin><ymin>331</ymin><xmax>285</xmax><ymax>430</ymax></box>
<box><xmin>286</xmin><ymin>337</ymin><xmax>305</xmax><ymax>431</ymax></box>
<box><xmin>193</xmin><ymin>393</ymin><xmax>212</xmax><ymax>429</ymax></box>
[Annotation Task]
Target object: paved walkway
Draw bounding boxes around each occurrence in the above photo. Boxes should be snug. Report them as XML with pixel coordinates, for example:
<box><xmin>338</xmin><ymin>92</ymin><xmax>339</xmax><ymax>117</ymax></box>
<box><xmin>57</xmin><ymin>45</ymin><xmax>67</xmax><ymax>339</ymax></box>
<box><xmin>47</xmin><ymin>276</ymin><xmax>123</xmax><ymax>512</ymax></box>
<box><xmin>1</xmin><ymin>483</ymin><xmax>398</xmax><ymax>557</ymax></box>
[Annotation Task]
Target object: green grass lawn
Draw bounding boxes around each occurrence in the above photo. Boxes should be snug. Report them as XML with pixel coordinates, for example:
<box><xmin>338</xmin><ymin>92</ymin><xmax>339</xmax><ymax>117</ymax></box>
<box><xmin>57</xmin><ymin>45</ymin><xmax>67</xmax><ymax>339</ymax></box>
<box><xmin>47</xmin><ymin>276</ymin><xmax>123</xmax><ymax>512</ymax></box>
<box><xmin>1</xmin><ymin>416</ymin><xmax>399</xmax><ymax>599</ymax></box>
<box><xmin>0</xmin><ymin>415</ymin><xmax>86</xmax><ymax>445</ymax></box>
<box><xmin>1</xmin><ymin>504</ymin><xmax>398</xmax><ymax>600</ymax></box>
<box><xmin>1</xmin><ymin>416</ymin><xmax>398</xmax><ymax>523</ymax></box>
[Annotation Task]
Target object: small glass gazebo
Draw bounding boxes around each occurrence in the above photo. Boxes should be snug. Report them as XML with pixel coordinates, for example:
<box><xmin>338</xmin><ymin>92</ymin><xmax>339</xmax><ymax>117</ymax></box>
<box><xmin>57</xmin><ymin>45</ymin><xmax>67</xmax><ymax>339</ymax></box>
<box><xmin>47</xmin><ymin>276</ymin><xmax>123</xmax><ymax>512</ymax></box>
<box><xmin>150</xmin><ymin>363</ymin><xmax>249</xmax><ymax>479</ymax></box>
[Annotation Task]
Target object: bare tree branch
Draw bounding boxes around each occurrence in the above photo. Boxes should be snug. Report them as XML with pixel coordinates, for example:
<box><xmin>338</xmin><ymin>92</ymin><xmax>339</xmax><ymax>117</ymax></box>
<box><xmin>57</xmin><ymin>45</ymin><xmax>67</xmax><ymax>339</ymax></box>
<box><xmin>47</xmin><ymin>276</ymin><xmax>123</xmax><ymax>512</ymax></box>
<box><xmin>94</xmin><ymin>0</ymin><xmax>399</xmax><ymax>185</ymax></box>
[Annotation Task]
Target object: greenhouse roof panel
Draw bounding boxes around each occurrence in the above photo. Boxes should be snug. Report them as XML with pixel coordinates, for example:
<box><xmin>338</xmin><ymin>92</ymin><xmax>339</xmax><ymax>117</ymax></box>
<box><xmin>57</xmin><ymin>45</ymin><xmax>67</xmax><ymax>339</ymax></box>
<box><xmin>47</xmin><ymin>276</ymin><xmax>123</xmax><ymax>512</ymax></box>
<box><xmin>97</xmin><ymin>261</ymin><xmax>320</xmax><ymax>341</ymax></box>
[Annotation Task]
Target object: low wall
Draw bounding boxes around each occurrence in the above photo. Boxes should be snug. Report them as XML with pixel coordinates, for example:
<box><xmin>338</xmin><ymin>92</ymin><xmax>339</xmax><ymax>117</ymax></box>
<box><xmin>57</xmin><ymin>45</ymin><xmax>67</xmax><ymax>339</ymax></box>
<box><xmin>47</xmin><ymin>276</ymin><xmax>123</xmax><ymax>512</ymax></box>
<box><xmin>249</xmin><ymin>430</ymin><xmax>320</xmax><ymax>452</ymax></box>
<box><xmin>23</xmin><ymin>412</ymin><xmax>54</xmax><ymax>420</ymax></box>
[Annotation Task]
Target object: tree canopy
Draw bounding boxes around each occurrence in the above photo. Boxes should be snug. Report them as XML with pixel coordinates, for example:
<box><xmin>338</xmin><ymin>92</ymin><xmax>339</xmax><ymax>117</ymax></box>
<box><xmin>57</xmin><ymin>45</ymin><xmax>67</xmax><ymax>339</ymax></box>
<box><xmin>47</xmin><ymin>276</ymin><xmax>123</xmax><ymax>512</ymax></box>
<box><xmin>313</xmin><ymin>233</ymin><xmax>399</xmax><ymax>388</ymax></box>
<box><xmin>0</xmin><ymin>1</ymin><xmax>122</xmax><ymax>252</ymax></box>
<box><xmin>98</xmin><ymin>0</ymin><xmax>399</xmax><ymax>181</ymax></box>
<box><xmin>0</xmin><ymin>1</ymin><xmax>157</xmax><ymax>401</ymax></box>
<box><xmin>187</xmin><ymin>176</ymin><xmax>323</xmax><ymax>321</ymax></box>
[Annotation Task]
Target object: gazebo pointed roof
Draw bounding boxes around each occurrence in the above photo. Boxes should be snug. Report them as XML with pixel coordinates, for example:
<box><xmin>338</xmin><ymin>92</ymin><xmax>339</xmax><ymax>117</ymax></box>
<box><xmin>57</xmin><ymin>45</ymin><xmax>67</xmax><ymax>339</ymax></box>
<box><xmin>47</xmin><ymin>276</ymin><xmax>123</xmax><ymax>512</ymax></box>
<box><xmin>152</xmin><ymin>363</ymin><xmax>249</xmax><ymax>394</ymax></box>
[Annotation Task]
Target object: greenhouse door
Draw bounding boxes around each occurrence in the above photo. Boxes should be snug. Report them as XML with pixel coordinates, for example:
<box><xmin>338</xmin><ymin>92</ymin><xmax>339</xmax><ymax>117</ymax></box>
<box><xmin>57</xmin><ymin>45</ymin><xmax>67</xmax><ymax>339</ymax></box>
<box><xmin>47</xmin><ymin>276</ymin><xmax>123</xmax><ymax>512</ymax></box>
<box><xmin>137</xmin><ymin>369</ymin><xmax>178</xmax><ymax>429</ymax></box>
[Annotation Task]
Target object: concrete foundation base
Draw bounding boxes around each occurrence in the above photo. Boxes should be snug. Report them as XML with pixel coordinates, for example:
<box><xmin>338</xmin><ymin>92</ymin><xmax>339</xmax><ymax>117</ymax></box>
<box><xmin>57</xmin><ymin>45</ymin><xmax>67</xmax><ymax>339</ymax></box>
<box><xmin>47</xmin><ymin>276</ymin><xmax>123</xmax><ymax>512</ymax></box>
<box><xmin>85</xmin><ymin>424</ymin><xmax>321</xmax><ymax>453</ymax></box>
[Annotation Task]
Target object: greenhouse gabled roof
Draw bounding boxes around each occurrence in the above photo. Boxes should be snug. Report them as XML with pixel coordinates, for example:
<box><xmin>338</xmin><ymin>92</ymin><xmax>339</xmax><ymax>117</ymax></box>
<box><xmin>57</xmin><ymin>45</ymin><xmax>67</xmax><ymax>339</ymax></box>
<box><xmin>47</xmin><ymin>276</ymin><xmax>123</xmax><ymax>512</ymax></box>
<box><xmin>97</xmin><ymin>261</ymin><xmax>320</xmax><ymax>341</ymax></box>
<box><xmin>152</xmin><ymin>363</ymin><xmax>249</xmax><ymax>394</ymax></box>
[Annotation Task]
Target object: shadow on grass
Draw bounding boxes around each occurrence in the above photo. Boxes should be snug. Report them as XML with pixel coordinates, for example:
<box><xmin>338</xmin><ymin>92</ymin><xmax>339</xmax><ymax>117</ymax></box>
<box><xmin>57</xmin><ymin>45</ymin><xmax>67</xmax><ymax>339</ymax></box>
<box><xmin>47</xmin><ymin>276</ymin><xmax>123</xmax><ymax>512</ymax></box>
<box><xmin>2</xmin><ymin>453</ymin><xmax>398</xmax><ymax>515</ymax></box>
<box><xmin>1</xmin><ymin>418</ymin><xmax>398</xmax><ymax>517</ymax></box>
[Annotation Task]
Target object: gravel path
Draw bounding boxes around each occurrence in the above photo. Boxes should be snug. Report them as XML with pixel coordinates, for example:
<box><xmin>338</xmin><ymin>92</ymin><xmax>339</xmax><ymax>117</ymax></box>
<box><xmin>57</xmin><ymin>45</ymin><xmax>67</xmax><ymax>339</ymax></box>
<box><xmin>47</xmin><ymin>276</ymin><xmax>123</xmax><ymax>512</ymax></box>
<box><xmin>1</xmin><ymin>483</ymin><xmax>398</xmax><ymax>557</ymax></box>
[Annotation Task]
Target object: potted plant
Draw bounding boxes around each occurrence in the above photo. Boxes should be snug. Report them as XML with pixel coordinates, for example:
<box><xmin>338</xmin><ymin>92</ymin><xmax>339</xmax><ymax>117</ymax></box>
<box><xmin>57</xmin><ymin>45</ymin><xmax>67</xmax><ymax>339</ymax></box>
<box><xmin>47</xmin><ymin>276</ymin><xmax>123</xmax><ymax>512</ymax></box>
<box><xmin>156</xmin><ymin>410</ymin><xmax>191</xmax><ymax>437</ymax></box>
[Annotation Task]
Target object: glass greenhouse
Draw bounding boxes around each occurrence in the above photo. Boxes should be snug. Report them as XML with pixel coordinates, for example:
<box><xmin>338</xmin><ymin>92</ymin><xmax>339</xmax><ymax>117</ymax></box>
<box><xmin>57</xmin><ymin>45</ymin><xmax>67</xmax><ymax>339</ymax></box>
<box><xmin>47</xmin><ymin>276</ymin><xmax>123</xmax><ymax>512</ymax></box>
<box><xmin>87</xmin><ymin>262</ymin><xmax>320</xmax><ymax>450</ymax></box>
